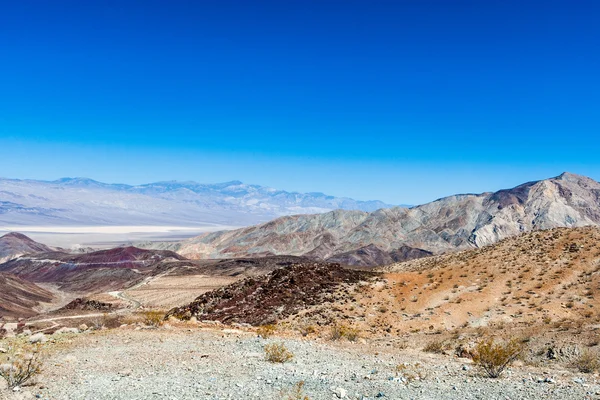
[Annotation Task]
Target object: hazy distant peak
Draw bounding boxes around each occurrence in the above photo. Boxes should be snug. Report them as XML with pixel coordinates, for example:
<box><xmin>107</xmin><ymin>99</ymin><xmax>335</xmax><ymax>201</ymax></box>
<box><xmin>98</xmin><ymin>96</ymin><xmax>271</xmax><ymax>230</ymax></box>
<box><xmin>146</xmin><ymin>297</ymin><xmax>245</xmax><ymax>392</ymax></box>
<box><xmin>0</xmin><ymin>176</ymin><xmax>395</xmax><ymax>230</ymax></box>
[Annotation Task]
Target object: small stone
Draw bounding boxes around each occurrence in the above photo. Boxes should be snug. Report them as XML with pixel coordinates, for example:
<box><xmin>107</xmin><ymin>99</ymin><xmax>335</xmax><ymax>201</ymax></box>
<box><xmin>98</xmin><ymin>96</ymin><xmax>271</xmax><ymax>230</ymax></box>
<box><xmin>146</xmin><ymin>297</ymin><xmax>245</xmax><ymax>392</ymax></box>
<box><xmin>54</xmin><ymin>327</ymin><xmax>79</xmax><ymax>335</ymax></box>
<box><xmin>333</xmin><ymin>387</ymin><xmax>347</xmax><ymax>398</ymax></box>
<box><xmin>29</xmin><ymin>332</ymin><xmax>47</xmax><ymax>344</ymax></box>
<box><xmin>78</xmin><ymin>324</ymin><xmax>88</xmax><ymax>331</ymax></box>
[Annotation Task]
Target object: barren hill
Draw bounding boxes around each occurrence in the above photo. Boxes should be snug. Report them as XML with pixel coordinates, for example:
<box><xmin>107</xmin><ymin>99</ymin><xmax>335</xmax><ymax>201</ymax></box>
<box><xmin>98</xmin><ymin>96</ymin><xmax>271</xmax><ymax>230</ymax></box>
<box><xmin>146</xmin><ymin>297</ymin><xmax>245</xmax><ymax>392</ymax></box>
<box><xmin>287</xmin><ymin>226</ymin><xmax>600</xmax><ymax>335</ymax></box>
<box><xmin>164</xmin><ymin>226</ymin><xmax>600</xmax><ymax>338</ymax></box>
<box><xmin>0</xmin><ymin>272</ymin><xmax>54</xmax><ymax>318</ymax></box>
<box><xmin>143</xmin><ymin>172</ymin><xmax>600</xmax><ymax>266</ymax></box>
<box><xmin>0</xmin><ymin>232</ymin><xmax>53</xmax><ymax>263</ymax></box>
<box><xmin>0</xmin><ymin>246</ymin><xmax>190</xmax><ymax>292</ymax></box>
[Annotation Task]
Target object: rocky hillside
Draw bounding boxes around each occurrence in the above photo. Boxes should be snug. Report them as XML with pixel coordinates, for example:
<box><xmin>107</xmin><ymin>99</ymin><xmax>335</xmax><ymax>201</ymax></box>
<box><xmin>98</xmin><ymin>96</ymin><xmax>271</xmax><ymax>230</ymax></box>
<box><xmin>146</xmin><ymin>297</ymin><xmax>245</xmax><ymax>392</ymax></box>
<box><xmin>145</xmin><ymin>173</ymin><xmax>600</xmax><ymax>266</ymax></box>
<box><xmin>0</xmin><ymin>246</ymin><xmax>190</xmax><ymax>292</ymax></box>
<box><xmin>0</xmin><ymin>232</ymin><xmax>53</xmax><ymax>263</ymax></box>
<box><xmin>287</xmin><ymin>226</ymin><xmax>600</xmax><ymax>335</ymax></box>
<box><xmin>164</xmin><ymin>226</ymin><xmax>600</xmax><ymax>337</ymax></box>
<box><xmin>166</xmin><ymin>262</ymin><xmax>378</xmax><ymax>325</ymax></box>
<box><xmin>0</xmin><ymin>272</ymin><xmax>54</xmax><ymax>318</ymax></box>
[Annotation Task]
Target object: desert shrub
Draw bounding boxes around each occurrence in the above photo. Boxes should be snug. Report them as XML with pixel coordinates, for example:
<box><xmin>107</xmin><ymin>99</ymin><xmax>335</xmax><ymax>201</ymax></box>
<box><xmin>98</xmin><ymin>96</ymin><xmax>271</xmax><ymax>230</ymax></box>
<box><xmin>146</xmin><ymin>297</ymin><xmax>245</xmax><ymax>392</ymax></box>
<box><xmin>142</xmin><ymin>310</ymin><xmax>164</xmax><ymax>327</ymax></box>
<box><xmin>330</xmin><ymin>324</ymin><xmax>359</xmax><ymax>342</ymax></box>
<box><xmin>264</xmin><ymin>343</ymin><xmax>294</xmax><ymax>363</ymax></box>
<box><xmin>0</xmin><ymin>342</ymin><xmax>44</xmax><ymax>388</ymax></box>
<box><xmin>281</xmin><ymin>380</ymin><xmax>310</xmax><ymax>400</ymax></box>
<box><xmin>571</xmin><ymin>350</ymin><xmax>600</xmax><ymax>373</ymax></box>
<box><xmin>423</xmin><ymin>339</ymin><xmax>447</xmax><ymax>354</ymax></box>
<box><xmin>257</xmin><ymin>324</ymin><xmax>277</xmax><ymax>338</ymax></box>
<box><xmin>473</xmin><ymin>338</ymin><xmax>523</xmax><ymax>378</ymax></box>
<box><xmin>87</xmin><ymin>312</ymin><xmax>123</xmax><ymax>330</ymax></box>
<box><xmin>297</xmin><ymin>324</ymin><xmax>317</xmax><ymax>337</ymax></box>
<box><xmin>395</xmin><ymin>363</ymin><xmax>427</xmax><ymax>383</ymax></box>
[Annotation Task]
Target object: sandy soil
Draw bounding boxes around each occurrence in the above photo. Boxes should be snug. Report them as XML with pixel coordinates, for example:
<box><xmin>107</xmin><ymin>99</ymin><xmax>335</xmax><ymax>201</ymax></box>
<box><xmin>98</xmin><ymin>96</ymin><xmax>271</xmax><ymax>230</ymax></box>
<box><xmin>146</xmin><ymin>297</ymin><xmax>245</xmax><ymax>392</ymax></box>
<box><xmin>124</xmin><ymin>275</ymin><xmax>240</xmax><ymax>309</ymax></box>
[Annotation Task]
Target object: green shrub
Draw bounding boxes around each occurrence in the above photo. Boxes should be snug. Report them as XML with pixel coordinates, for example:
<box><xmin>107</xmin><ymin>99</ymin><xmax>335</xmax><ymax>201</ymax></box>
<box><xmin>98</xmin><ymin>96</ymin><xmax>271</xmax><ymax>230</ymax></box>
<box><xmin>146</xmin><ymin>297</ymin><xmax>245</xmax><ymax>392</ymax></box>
<box><xmin>473</xmin><ymin>338</ymin><xmax>523</xmax><ymax>378</ymax></box>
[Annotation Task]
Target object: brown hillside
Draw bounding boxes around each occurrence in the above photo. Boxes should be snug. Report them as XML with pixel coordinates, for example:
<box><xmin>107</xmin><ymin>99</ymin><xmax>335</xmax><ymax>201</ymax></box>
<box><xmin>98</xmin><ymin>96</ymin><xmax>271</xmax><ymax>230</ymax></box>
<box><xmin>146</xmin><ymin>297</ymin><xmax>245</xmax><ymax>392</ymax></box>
<box><xmin>0</xmin><ymin>273</ymin><xmax>54</xmax><ymax>318</ymax></box>
<box><xmin>285</xmin><ymin>226</ymin><xmax>600</xmax><ymax>336</ymax></box>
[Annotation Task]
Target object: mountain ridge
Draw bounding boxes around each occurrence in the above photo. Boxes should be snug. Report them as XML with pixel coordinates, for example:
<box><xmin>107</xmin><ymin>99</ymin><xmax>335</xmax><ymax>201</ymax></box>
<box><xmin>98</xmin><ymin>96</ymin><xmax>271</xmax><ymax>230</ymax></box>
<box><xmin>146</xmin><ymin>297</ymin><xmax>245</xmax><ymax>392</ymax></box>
<box><xmin>0</xmin><ymin>177</ymin><xmax>398</xmax><ymax>228</ymax></box>
<box><xmin>140</xmin><ymin>172</ymin><xmax>600</xmax><ymax>266</ymax></box>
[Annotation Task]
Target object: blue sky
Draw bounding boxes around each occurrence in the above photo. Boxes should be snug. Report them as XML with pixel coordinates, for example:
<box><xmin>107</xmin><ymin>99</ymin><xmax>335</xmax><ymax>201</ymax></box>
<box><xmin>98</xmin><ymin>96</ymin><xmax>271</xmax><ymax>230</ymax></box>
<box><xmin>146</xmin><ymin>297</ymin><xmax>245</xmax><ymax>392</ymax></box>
<box><xmin>1</xmin><ymin>1</ymin><xmax>599</xmax><ymax>204</ymax></box>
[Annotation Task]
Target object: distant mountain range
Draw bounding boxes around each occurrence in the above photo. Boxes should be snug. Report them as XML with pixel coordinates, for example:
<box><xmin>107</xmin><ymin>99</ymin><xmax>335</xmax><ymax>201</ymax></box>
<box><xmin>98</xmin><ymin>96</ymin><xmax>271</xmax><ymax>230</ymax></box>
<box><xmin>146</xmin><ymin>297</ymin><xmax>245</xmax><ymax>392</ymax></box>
<box><xmin>139</xmin><ymin>172</ymin><xmax>600</xmax><ymax>266</ymax></box>
<box><xmin>0</xmin><ymin>177</ymin><xmax>397</xmax><ymax>227</ymax></box>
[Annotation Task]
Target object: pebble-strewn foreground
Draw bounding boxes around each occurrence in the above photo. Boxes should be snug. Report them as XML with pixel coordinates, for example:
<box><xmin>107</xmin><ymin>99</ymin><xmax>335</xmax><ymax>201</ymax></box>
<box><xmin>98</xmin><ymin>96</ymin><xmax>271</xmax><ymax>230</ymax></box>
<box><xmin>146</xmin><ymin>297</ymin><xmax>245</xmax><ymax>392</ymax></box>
<box><xmin>2</xmin><ymin>327</ymin><xmax>599</xmax><ymax>400</ymax></box>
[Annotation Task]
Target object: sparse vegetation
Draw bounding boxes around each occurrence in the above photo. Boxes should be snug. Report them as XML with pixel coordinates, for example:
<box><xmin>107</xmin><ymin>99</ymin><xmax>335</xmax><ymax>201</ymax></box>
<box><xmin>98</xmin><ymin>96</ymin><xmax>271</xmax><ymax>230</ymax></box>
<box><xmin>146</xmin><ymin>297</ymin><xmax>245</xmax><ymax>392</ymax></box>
<box><xmin>0</xmin><ymin>342</ymin><xmax>44</xmax><ymax>389</ymax></box>
<box><xmin>472</xmin><ymin>338</ymin><xmax>523</xmax><ymax>378</ymax></box>
<box><xmin>297</xmin><ymin>324</ymin><xmax>317</xmax><ymax>337</ymax></box>
<box><xmin>395</xmin><ymin>363</ymin><xmax>427</xmax><ymax>383</ymax></box>
<box><xmin>264</xmin><ymin>342</ymin><xmax>294</xmax><ymax>363</ymax></box>
<box><xmin>257</xmin><ymin>324</ymin><xmax>277</xmax><ymax>338</ymax></box>
<box><xmin>329</xmin><ymin>323</ymin><xmax>360</xmax><ymax>342</ymax></box>
<box><xmin>423</xmin><ymin>339</ymin><xmax>447</xmax><ymax>354</ymax></box>
<box><xmin>281</xmin><ymin>380</ymin><xmax>310</xmax><ymax>400</ymax></box>
<box><xmin>571</xmin><ymin>350</ymin><xmax>600</xmax><ymax>373</ymax></box>
<box><xmin>142</xmin><ymin>310</ymin><xmax>165</xmax><ymax>327</ymax></box>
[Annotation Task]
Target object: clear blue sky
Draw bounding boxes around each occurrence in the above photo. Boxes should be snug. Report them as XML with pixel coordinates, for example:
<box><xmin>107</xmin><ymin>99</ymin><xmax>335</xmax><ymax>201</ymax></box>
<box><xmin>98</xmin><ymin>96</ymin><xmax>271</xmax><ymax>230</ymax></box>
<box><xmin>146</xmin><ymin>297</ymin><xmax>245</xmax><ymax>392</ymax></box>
<box><xmin>1</xmin><ymin>1</ymin><xmax>599</xmax><ymax>204</ymax></box>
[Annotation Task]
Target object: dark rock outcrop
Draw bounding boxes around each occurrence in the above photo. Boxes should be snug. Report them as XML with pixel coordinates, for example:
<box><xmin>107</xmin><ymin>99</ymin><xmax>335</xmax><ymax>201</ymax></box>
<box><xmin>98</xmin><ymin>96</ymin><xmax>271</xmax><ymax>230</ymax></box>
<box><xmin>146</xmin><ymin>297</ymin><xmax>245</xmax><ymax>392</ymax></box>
<box><xmin>166</xmin><ymin>262</ymin><xmax>378</xmax><ymax>325</ymax></box>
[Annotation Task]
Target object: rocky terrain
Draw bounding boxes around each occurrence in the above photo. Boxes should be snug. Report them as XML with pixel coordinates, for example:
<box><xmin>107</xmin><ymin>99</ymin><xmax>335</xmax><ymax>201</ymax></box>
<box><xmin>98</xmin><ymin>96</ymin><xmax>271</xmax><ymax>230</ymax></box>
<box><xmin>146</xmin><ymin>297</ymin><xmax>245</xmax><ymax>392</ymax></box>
<box><xmin>0</xmin><ymin>246</ymin><xmax>190</xmax><ymax>293</ymax></box>
<box><xmin>0</xmin><ymin>233</ymin><xmax>53</xmax><ymax>264</ymax></box>
<box><xmin>3</xmin><ymin>227</ymin><xmax>600</xmax><ymax>399</ymax></box>
<box><xmin>0</xmin><ymin>273</ymin><xmax>54</xmax><ymax>318</ymax></box>
<box><xmin>167</xmin><ymin>262</ymin><xmax>377</xmax><ymax>325</ymax></box>
<box><xmin>121</xmin><ymin>256</ymin><xmax>321</xmax><ymax>309</ymax></box>
<box><xmin>2</xmin><ymin>326</ymin><xmax>600</xmax><ymax>400</ymax></box>
<box><xmin>142</xmin><ymin>173</ymin><xmax>600</xmax><ymax>266</ymax></box>
<box><xmin>277</xmin><ymin>226</ymin><xmax>600</xmax><ymax>337</ymax></box>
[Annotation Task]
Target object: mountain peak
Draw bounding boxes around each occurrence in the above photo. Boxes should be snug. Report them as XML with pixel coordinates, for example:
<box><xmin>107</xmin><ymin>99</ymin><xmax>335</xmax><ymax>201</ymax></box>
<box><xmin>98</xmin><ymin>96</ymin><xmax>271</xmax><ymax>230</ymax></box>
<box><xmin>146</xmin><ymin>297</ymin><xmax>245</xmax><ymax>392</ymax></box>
<box><xmin>556</xmin><ymin>172</ymin><xmax>585</xmax><ymax>180</ymax></box>
<box><xmin>1</xmin><ymin>232</ymin><xmax>32</xmax><ymax>241</ymax></box>
<box><xmin>54</xmin><ymin>177</ymin><xmax>102</xmax><ymax>186</ymax></box>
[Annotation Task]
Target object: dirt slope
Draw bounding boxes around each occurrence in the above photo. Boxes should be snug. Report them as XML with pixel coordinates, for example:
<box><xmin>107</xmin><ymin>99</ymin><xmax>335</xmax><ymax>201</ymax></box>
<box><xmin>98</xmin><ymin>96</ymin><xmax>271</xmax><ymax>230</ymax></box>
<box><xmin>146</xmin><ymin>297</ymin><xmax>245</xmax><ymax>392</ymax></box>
<box><xmin>282</xmin><ymin>226</ymin><xmax>600</xmax><ymax>336</ymax></box>
<box><xmin>0</xmin><ymin>272</ymin><xmax>54</xmax><ymax>318</ymax></box>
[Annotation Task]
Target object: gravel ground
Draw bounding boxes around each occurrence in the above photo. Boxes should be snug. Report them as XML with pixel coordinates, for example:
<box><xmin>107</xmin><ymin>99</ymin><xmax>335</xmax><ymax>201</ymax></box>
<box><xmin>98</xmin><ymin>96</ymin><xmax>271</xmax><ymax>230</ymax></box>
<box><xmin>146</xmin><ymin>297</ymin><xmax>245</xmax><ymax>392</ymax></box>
<box><xmin>2</xmin><ymin>327</ymin><xmax>600</xmax><ymax>400</ymax></box>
